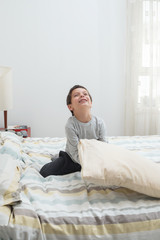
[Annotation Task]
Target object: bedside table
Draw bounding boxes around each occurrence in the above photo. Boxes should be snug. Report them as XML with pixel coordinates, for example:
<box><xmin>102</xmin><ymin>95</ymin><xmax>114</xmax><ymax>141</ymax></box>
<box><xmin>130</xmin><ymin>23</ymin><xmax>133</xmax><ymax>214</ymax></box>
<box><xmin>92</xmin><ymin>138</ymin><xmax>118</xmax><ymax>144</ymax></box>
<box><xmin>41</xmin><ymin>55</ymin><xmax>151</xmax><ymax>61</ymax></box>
<box><xmin>0</xmin><ymin>127</ymin><xmax>31</xmax><ymax>138</ymax></box>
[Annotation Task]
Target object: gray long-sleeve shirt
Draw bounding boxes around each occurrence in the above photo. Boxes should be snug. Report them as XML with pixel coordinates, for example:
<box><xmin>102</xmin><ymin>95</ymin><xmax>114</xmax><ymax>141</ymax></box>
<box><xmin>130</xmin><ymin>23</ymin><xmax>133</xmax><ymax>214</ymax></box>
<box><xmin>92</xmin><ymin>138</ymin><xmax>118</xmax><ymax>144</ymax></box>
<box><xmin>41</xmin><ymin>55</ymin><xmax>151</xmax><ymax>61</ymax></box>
<box><xmin>65</xmin><ymin>115</ymin><xmax>107</xmax><ymax>164</ymax></box>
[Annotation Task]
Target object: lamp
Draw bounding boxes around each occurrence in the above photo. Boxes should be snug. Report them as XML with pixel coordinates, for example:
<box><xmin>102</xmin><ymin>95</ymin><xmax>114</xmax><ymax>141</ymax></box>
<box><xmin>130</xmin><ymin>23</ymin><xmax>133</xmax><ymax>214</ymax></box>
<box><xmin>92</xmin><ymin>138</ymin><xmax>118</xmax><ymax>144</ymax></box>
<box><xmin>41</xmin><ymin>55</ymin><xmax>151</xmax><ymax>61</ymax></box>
<box><xmin>0</xmin><ymin>66</ymin><xmax>13</xmax><ymax>129</ymax></box>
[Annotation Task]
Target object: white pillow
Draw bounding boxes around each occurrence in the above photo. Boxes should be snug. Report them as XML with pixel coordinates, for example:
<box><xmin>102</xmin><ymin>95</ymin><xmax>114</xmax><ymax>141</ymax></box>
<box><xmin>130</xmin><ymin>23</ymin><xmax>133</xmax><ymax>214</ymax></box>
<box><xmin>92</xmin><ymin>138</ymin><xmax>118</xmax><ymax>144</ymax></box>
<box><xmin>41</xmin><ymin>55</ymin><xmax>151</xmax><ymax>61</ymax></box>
<box><xmin>78</xmin><ymin>139</ymin><xmax>160</xmax><ymax>198</ymax></box>
<box><xmin>0</xmin><ymin>154</ymin><xmax>21</xmax><ymax>206</ymax></box>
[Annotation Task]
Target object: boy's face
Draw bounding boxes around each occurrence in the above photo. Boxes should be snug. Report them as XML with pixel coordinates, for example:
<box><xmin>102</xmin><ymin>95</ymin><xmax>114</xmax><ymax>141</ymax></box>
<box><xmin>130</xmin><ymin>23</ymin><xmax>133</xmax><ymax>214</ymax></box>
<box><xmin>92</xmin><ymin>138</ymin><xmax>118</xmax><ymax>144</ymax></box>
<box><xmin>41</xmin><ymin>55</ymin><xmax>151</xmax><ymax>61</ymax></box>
<box><xmin>68</xmin><ymin>88</ymin><xmax>92</xmax><ymax>114</ymax></box>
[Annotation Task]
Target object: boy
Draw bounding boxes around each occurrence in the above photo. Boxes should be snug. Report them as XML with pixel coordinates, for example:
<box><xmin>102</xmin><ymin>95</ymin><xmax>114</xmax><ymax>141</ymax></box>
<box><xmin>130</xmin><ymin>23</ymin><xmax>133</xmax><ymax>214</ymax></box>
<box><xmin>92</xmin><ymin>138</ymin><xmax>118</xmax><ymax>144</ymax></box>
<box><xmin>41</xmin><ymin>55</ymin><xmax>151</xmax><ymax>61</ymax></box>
<box><xmin>40</xmin><ymin>85</ymin><xmax>107</xmax><ymax>177</ymax></box>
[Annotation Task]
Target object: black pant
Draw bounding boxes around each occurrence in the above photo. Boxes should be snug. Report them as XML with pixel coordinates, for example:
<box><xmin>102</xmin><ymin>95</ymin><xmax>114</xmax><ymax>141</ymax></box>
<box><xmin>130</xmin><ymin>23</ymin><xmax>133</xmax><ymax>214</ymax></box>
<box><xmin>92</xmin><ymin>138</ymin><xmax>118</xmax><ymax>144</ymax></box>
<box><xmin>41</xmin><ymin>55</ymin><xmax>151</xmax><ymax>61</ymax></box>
<box><xmin>40</xmin><ymin>151</ymin><xmax>81</xmax><ymax>177</ymax></box>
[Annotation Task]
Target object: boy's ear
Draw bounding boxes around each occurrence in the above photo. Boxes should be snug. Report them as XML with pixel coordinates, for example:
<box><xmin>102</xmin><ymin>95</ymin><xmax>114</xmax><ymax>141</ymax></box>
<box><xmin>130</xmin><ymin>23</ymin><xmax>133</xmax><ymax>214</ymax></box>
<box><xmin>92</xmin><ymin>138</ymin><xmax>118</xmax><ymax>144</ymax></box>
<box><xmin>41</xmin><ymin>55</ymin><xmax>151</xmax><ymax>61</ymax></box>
<box><xmin>67</xmin><ymin>104</ymin><xmax>73</xmax><ymax>111</ymax></box>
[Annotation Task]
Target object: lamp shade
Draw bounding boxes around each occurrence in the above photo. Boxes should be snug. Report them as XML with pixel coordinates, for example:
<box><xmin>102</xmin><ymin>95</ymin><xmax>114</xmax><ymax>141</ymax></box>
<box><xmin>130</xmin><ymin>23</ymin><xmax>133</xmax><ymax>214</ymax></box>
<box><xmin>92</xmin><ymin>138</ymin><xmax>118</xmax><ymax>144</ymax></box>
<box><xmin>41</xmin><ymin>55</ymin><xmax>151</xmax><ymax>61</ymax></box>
<box><xmin>0</xmin><ymin>66</ymin><xmax>13</xmax><ymax>111</ymax></box>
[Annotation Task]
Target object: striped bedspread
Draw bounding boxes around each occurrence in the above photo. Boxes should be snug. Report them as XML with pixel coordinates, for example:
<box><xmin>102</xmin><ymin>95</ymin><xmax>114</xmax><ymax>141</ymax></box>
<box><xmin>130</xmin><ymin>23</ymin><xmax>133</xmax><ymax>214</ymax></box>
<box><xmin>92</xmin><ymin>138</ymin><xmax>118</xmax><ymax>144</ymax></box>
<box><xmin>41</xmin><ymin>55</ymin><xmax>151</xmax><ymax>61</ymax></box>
<box><xmin>0</xmin><ymin>132</ymin><xmax>160</xmax><ymax>240</ymax></box>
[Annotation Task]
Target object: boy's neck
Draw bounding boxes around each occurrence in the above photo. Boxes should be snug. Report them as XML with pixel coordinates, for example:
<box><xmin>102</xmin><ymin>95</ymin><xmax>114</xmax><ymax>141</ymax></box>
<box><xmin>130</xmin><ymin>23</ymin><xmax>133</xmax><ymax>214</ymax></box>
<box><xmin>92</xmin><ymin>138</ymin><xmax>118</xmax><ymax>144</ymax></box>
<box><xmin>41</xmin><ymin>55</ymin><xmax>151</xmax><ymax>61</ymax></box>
<box><xmin>74</xmin><ymin>110</ymin><xmax>92</xmax><ymax>123</ymax></box>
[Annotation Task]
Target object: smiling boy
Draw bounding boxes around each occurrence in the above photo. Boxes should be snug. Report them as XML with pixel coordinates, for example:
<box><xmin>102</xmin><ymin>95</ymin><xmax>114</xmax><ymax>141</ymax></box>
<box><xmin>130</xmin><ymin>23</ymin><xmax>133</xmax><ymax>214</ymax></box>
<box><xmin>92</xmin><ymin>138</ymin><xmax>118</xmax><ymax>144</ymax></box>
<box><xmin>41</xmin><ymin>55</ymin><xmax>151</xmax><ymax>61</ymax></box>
<box><xmin>65</xmin><ymin>85</ymin><xmax>106</xmax><ymax>165</ymax></box>
<box><xmin>40</xmin><ymin>85</ymin><xmax>107</xmax><ymax>177</ymax></box>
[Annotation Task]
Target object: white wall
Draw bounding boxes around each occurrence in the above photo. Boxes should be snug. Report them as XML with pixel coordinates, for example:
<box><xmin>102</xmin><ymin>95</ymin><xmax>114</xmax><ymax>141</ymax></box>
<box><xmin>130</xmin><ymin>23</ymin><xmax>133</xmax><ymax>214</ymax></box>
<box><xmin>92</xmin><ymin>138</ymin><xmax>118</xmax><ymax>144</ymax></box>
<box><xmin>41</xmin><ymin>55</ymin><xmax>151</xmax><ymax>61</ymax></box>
<box><xmin>0</xmin><ymin>0</ymin><xmax>126</xmax><ymax>137</ymax></box>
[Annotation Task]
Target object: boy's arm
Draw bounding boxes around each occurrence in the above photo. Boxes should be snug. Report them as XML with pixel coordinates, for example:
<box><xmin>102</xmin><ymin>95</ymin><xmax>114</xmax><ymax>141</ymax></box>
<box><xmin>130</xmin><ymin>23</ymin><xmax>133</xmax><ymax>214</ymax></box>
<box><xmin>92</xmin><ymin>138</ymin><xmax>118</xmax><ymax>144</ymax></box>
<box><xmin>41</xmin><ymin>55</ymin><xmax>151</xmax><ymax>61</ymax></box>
<box><xmin>99</xmin><ymin>119</ymin><xmax>107</xmax><ymax>142</ymax></box>
<box><xmin>65</xmin><ymin>126</ymin><xmax>80</xmax><ymax>164</ymax></box>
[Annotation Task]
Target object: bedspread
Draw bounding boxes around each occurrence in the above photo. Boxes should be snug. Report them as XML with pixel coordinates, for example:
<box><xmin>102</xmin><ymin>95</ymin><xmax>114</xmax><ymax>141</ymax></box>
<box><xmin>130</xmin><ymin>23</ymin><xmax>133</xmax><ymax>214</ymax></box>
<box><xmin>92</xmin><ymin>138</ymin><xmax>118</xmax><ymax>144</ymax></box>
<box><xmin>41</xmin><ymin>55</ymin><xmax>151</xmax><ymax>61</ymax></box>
<box><xmin>0</xmin><ymin>132</ymin><xmax>160</xmax><ymax>240</ymax></box>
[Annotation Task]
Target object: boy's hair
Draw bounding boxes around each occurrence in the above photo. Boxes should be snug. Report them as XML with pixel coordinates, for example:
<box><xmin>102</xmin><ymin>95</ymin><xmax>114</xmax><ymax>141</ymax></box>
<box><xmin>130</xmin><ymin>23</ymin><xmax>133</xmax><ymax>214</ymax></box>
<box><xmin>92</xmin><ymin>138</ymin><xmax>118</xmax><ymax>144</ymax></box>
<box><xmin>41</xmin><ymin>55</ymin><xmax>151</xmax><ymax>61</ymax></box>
<box><xmin>66</xmin><ymin>85</ymin><xmax>92</xmax><ymax>116</ymax></box>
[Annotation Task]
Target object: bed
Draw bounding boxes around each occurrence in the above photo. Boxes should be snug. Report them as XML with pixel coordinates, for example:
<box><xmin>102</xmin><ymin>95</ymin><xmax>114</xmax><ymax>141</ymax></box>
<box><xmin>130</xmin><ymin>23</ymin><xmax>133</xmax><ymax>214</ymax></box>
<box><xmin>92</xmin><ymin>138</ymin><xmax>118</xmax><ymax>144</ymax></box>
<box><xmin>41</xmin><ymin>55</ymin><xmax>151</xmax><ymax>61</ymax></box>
<box><xmin>0</xmin><ymin>131</ymin><xmax>160</xmax><ymax>240</ymax></box>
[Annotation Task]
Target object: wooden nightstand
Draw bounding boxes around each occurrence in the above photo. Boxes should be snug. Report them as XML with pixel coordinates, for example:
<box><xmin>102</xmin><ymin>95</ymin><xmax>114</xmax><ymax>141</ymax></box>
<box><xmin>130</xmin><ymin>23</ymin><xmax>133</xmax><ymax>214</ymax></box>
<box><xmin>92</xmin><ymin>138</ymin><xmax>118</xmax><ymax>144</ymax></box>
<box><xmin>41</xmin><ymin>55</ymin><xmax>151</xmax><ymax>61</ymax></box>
<box><xmin>0</xmin><ymin>127</ymin><xmax>31</xmax><ymax>138</ymax></box>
